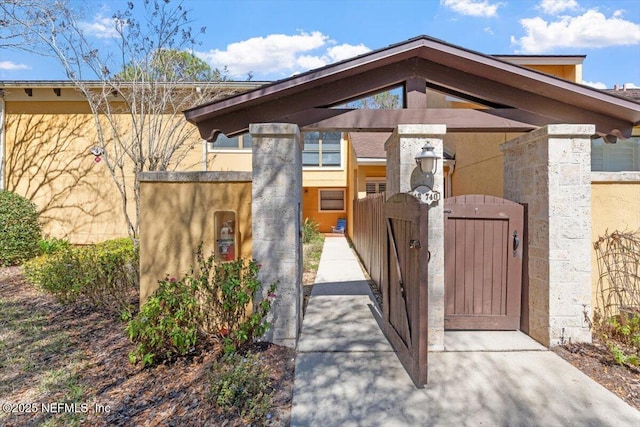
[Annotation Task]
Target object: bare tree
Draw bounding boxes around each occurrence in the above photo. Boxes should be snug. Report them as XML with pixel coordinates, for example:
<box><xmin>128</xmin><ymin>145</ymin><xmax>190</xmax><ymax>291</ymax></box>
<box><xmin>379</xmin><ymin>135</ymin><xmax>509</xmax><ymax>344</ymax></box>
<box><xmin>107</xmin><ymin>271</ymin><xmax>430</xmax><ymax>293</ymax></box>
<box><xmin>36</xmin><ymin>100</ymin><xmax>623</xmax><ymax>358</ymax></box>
<box><xmin>345</xmin><ymin>89</ymin><xmax>401</xmax><ymax>109</ymax></box>
<box><xmin>1</xmin><ymin>0</ymin><xmax>233</xmax><ymax>238</ymax></box>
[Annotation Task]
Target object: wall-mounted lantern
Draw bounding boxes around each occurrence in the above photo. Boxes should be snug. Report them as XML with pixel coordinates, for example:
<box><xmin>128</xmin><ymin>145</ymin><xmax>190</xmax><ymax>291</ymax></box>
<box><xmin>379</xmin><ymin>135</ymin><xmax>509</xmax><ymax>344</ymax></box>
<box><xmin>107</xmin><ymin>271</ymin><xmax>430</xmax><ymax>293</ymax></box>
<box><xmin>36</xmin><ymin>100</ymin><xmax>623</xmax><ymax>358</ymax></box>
<box><xmin>411</xmin><ymin>142</ymin><xmax>442</xmax><ymax>206</ymax></box>
<box><xmin>414</xmin><ymin>143</ymin><xmax>440</xmax><ymax>175</ymax></box>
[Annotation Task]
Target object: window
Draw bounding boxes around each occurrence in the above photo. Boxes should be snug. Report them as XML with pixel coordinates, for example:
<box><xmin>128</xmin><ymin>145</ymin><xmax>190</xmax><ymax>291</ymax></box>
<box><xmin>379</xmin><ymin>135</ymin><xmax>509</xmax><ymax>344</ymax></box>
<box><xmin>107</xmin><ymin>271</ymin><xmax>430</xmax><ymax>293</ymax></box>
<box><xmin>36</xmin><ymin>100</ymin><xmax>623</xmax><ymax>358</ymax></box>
<box><xmin>592</xmin><ymin>137</ymin><xmax>640</xmax><ymax>171</ymax></box>
<box><xmin>366</xmin><ymin>178</ymin><xmax>386</xmax><ymax>195</ymax></box>
<box><xmin>303</xmin><ymin>131</ymin><xmax>342</xmax><ymax>167</ymax></box>
<box><xmin>207</xmin><ymin>133</ymin><xmax>252</xmax><ymax>151</ymax></box>
<box><xmin>319</xmin><ymin>189</ymin><xmax>345</xmax><ymax>212</ymax></box>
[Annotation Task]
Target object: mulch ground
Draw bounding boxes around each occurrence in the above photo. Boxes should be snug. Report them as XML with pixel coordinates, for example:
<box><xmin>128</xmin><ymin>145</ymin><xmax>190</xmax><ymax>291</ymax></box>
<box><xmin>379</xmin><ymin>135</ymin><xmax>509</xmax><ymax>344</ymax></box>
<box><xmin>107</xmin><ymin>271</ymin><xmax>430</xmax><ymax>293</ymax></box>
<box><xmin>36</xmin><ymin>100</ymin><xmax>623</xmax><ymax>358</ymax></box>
<box><xmin>553</xmin><ymin>341</ymin><xmax>640</xmax><ymax>411</ymax></box>
<box><xmin>0</xmin><ymin>267</ymin><xmax>295</xmax><ymax>426</ymax></box>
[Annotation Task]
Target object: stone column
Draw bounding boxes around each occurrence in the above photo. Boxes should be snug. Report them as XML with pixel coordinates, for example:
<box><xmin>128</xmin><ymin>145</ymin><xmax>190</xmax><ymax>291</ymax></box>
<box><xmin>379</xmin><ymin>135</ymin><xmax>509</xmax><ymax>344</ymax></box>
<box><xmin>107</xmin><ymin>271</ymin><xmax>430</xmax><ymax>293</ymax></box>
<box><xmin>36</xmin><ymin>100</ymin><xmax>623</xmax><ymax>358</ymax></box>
<box><xmin>385</xmin><ymin>124</ymin><xmax>447</xmax><ymax>350</ymax></box>
<box><xmin>501</xmin><ymin>124</ymin><xmax>594</xmax><ymax>347</ymax></box>
<box><xmin>250</xmin><ymin>123</ymin><xmax>303</xmax><ymax>348</ymax></box>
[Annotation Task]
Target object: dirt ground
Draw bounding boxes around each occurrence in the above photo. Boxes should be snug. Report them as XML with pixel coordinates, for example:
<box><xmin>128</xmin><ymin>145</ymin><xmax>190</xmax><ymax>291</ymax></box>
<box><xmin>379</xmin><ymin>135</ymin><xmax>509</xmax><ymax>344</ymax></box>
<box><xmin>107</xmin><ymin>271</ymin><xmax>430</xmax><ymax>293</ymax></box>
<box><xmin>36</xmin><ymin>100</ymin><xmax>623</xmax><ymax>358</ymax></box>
<box><xmin>553</xmin><ymin>341</ymin><xmax>640</xmax><ymax>411</ymax></box>
<box><xmin>0</xmin><ymin>267</ymin><xmax>295</xmax><ymax>426</ymax></box>
<box><xmin>2</xmin><ymin>265</ymin><xmax>639</xmax><ymax>426</ymax></box>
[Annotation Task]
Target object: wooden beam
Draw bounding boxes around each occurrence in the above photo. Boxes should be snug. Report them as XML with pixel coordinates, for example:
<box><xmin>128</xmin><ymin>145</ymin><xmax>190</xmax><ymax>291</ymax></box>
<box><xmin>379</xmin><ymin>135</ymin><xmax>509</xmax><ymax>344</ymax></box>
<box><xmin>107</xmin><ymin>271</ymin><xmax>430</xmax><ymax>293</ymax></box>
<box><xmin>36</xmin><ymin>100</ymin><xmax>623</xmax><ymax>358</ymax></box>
<box><xmin>405</xmin><ymin>77</ymin><xmax>426</xmax><ymax>109</ymax></box>
<box><xmin>298</xmin><ymin>108</ymin><xmax>538</xmax><ymax>132</ymax></box>
<box><xmin>414</xmin><ymin>59</ymin><xmax>633</xmax><ymax>137</ymax></box>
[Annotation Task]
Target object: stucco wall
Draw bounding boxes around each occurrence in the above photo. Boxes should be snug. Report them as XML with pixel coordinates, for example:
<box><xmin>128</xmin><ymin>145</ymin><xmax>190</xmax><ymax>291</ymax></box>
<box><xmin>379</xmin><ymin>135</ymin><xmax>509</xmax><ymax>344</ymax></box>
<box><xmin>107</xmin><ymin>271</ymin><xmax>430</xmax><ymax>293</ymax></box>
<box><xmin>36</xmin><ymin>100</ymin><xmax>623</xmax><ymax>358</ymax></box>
<box><xmin>138</xmin><ymin>173</ymin><xmax>252</xmax><ymax>303</ymax></box>
<box><xmin>447</xmin><ymin>132</ymin><xmax>523</xmax><ymax>197</ymax></box>
<box><xmin>3</xmin><ymin>101</ymin><xmax>208</xmax><ymax>243</ymax></box>
<box><xmin>5</xmin><ymin>102</ymin><xmax>129</xmax><ymax>243</ymax></box>
<box><xmin>356</xmin><ymin>165</ymin><xmax>386</xmax><ymax>198</ymax></box>
<box><xmin>302</xmin><ymin>186</ymin><xmax>348</xmax><ymax>233</ymax></box>
<box><xmin>591</xmin><ymin>175</ymin><xmax>640</xmax><ymax>311</ymax></box>
<box><xmin>207</xmin><ymin>150</ymin><xmax>252</xmax><ymax>171</ymax></box>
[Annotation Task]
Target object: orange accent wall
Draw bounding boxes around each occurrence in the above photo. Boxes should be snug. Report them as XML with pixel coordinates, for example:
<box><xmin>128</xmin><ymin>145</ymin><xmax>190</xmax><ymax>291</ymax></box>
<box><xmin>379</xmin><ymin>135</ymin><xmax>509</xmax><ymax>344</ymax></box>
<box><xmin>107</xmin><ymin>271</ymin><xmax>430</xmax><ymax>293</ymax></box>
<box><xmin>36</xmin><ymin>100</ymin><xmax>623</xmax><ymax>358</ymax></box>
<box><xmin>302</xmin><ymin>187</ymin><xmax>347</xmax><ymax>233</ymax></box>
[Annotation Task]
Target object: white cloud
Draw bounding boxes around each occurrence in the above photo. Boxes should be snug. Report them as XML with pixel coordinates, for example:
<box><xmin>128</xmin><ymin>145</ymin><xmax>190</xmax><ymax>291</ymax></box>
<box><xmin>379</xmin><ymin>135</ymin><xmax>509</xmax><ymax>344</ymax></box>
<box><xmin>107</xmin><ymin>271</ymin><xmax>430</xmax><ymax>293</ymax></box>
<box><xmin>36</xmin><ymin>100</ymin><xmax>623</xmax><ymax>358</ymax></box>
<box><xmin>537</xmin><ymin>0</ymin><xmax>579</xmax><ymax>15</ymax></box>
<box><xmin>512</xmin><ymin>9</ymin><xmax>640</xmax><ymax>53</ymax></box>
<box><xmin>623</xmin><ymin>82</ymin><xmax>639</xmax><ymax>89</ymax></box>
<box><xmin>0</xmin><ymin>61</ymin><xmax>30</xmax><ymax>70</ymax></box>
<box><xmin>78</xmin><ymin>14</ymin><xmax>121</xmax><ymax>39</ymax></box>
<box><xmin>296</xmin><ymin>55</ymin><xmax>327</xmax><ymax>70</ymax></box>
<box><xmin>440</xmin><ymin>0</ymin><xmax>504</xmax><ymax>18</ymax></box>
<box><xmin>484</xmin><ymin>27</ymin><xmax>495</xmax><ymax>35</ymax></box>
<box><xmin>582</xmin><ymin>80</ymin><xmax>607</xmax><ymax>89</ymax></box>
<box><xmin>326</xmin><ymin>43</ymin><xmax>370</xmax><ymax>62</ymax></box>
<box><xmin>197</xmin><ymin>32</ymin><xmax>370</xmax><ymax>79</ymax></box>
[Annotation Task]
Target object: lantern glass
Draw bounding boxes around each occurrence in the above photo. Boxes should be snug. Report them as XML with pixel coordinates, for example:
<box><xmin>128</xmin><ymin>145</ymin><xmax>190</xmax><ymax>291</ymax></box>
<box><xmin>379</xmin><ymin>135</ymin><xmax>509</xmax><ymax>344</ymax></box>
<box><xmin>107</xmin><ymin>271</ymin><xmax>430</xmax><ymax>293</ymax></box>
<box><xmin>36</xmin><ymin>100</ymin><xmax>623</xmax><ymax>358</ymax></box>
<box><xmin>415</xmin><ymin>144</ymin><xmax>439</xmax><ymax>174</ymax></box>
<box><xmin>420</xmin><ymin>157</ymin><xmax>435</xmax><ymax>174</ymax></box>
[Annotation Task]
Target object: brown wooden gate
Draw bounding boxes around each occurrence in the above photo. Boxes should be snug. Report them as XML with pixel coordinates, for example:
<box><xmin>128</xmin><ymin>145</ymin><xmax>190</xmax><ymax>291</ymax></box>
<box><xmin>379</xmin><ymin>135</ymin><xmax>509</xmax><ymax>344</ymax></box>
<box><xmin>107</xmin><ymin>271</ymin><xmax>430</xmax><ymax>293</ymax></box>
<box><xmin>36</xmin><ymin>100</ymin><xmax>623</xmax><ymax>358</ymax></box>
<box><xmin>444</xmin><ymin>195</ymin><xmax>524</xmax><ymax>330</ymax></box>
<box><xmin>383</xmin><ymin>193</ymin><xmax>428</xmax><ymax>388</ymax></box>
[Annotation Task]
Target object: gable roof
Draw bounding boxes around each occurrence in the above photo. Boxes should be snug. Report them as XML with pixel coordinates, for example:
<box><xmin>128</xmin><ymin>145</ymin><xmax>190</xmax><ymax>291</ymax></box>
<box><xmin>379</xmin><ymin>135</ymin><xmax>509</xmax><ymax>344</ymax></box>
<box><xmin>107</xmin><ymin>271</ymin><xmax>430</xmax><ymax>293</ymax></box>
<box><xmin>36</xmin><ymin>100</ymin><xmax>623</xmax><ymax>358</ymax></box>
<box><xmin>184</xmin><ymin>35</ymin><xmax>640</xmax><ymax>141</ymax></box>
<box><xmin>350</xmin><ymin>132</ymin><xmax>388</xmax><ymax>159</ymax></box>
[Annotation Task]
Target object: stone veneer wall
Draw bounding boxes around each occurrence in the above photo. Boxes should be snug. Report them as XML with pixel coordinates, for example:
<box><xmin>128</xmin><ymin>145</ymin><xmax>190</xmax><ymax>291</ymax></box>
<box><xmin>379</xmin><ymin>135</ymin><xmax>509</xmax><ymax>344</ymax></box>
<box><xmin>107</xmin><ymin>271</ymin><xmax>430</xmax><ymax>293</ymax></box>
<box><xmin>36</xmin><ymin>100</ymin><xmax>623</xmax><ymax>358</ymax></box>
<box><xmin>501</xmin><ymin>125</ymin><xmax>593</xmax><ymax>346</ymax></box>
<box><xmin>250</xmin><ymin>123</ymin><xmax>303</xmax><ymax>348</ymax></box>
<box><xmin>385</xmin><ymin>124</ymin><xmax>446</xmax><ymax>350</ymax></box>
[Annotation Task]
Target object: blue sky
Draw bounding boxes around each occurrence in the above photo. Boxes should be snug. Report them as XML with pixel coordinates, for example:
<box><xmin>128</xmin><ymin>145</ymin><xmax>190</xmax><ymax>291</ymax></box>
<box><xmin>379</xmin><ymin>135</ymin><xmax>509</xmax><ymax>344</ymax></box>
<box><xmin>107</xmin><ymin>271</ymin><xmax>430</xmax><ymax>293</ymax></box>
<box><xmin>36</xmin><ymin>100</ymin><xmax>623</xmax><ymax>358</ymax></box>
<box><xmin>1</xmin><ymin>0</ymin><xmax>639</xmax><ymax>89</ymax></box>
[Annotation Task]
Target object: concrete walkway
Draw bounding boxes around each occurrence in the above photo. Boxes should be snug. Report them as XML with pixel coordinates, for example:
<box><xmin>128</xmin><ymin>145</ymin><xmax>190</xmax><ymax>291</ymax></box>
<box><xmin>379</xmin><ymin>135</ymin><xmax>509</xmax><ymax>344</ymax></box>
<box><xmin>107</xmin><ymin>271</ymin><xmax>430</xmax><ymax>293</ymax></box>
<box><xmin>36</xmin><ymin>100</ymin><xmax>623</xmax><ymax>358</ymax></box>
<box><xmin>291</xmin><ymin>236</ymin><xmax>640</xmax><ymax>427</ymax></box>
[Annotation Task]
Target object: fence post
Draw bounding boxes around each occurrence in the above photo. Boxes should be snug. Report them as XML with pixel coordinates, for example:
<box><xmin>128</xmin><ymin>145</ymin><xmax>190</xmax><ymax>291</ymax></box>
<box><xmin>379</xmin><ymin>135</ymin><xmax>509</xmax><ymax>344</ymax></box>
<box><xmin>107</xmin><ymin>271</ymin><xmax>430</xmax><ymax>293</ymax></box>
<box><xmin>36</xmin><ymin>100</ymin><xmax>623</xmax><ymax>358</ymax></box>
<box><xmin>385</xmin><ymin>124</ymin><xmax>446</xmax><ymax>350</ymax></box>
<box><xmin>250</xmin><ymin>123</ymin><xmax>302</xmax><ymax>348</ymax></box>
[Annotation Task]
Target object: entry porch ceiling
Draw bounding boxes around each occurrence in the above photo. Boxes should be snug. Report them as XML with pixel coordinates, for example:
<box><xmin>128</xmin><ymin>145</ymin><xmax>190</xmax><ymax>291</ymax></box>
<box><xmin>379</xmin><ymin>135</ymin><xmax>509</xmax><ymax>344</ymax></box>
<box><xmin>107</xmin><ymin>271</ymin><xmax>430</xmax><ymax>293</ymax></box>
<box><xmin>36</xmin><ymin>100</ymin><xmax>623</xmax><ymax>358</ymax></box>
<box><xmin>183</xmin><ymin>36</ymin><xmax>640</xmax><ymax>141</ymax></box>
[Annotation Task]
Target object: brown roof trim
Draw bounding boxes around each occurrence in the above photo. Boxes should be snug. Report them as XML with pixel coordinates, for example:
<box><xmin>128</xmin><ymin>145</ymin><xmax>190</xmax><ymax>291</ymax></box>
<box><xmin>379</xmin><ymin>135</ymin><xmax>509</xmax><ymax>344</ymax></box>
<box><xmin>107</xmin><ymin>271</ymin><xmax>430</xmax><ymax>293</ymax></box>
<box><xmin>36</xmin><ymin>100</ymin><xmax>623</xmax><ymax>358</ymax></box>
<box><xmin>0</xmin><ymin>80</ymin><xmax>269</xmax><ymax>88</ymax></box>
<box><xmin>183</xmin><ymin>35</ymin><xmax>640</xmax><ymax>140</ymax></box>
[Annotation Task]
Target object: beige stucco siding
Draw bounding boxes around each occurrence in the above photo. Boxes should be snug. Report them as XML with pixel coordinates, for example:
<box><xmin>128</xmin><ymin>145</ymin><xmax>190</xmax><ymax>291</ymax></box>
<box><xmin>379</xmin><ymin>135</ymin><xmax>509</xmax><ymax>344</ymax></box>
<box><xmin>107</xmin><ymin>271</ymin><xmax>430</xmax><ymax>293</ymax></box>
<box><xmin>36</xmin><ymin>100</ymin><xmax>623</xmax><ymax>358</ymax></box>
<box><xmin>447</xmin><ymin>133</ymin><xmax>523</xmax><ymax>197</ymax></box>
<box><xmin>356</xmin><ymin>165</ymin><xmax>386</xmax><ymax>199</ymax></box>
<box><xmin>207</xmin><ymin>150</ymin><xmax>253</xmax><ymax>171</ymax></box>
<box><xmin>4</xmin><ymin>101</ymin><xmax>206</xmax><ymax>243</ymax></box>
<box><xmin>591</xmin><ymin>178</ymin><xmax>640</xmax><ymax>311</ymax></box>
<box><xmin>139</xmin><ymin>179</ymin><xmax>252</xmax><ymax>302</ymax></box>
<box><xmin>4</xmin><ymin>102</ymin><xmax>130</xmax><ymax>243</ymax></box>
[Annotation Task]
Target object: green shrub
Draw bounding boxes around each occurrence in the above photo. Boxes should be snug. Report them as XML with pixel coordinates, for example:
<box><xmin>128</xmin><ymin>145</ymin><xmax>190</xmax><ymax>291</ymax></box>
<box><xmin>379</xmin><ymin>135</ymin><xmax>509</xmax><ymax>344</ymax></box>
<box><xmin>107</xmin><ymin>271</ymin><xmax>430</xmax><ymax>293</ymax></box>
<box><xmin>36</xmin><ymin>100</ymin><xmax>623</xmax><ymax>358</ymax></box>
<box><xmin>302</xmin><ymin>217</ymin><xmax>322</xmax><ymax>244</ymax></box>
<box><xmin>22</xmin><ymin>238</ymin><xmax>138</xmax><ymax>312</ymax></box>
<box><xmin>0</xmin><ymin>190</ymin><xmax>42</xmax><ymax>266</ymax></box>
<box><xmin>86</xmin><ymin>238</ymin><xmax>139</xmax><ymax>312</ymax></box>
<box><xmin>23</xmin><ymin>247</ymin><xmax>88</xmax><ymax>304</ymax></box>
<box><xmin>37</xmin><ymin>237</ymin><xmax>71</xmax><ymax>255</ymax></box>
<box><xmin>592</xmin><ymin>309</ymin><xmax>640</xmax><ymax>369</ymax></box>
<box><xmin>126</xmin><ymin>275</ymin><xmax>201</xmax><ymax>367</ymax></box>
<box><xmin>199</xmin><ymin>252</ymin><xmax>277</xmax><ymax>354</ymax></box>
<box><xmin>126</xmin><ymin>246</ymin><xmax>276</xmax><ymax>367</ymax></box>
<box><xmin>208</xmin><ymin>351</ymin><xmax>273</xmax><ymax>423</ymax></box>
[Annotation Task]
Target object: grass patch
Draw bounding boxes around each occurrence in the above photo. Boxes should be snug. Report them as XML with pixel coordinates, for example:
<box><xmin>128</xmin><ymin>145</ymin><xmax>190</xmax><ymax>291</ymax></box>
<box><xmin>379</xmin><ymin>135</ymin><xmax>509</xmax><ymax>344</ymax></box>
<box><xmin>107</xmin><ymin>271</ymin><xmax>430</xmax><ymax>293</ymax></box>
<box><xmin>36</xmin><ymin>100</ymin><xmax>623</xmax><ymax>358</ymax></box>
<box><xmin>0</xmin><ymin>288</ymin><xmax>88</xmax><ymax>426</ymax></box>
<box><xmin>303</xmin><ymin>237</ymin><xmax>324</xmax><ymax>274</ymax></box>
<box><xmin>302</xmin><ymin>217</ymin><xmax>325</xmax><ymax>275</ymax></box>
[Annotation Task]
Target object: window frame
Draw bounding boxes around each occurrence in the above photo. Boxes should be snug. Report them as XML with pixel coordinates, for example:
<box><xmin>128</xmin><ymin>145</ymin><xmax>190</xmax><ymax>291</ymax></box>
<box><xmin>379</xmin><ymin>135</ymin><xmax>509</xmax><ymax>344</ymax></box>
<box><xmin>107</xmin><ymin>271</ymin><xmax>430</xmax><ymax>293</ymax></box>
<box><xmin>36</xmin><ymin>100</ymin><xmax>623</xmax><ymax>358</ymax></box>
<box><xmin>318</xmin><ymin>188</ymin><xmax>346</xmax><ymax>213</ymax></box>
<box><xmin>365</xmin><ymin>178</ymin><xmax>386</xmax><ymax>195</ymax></box>
<box><xmin>591</xmin><ymin>136</ymin><xmax>640</xmax><ymax>172</ymax></box>
<box><xmin>207</xmin><ymin>134</ymin><xmax>252</xmax><ymax>152</ymax></box>
<box><xmin>302</xmin><ymin>131</ymin><xmax>343</xmax><ymax>169</ymax></box>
